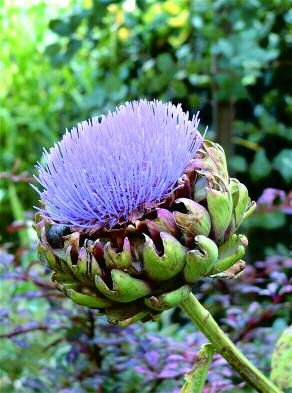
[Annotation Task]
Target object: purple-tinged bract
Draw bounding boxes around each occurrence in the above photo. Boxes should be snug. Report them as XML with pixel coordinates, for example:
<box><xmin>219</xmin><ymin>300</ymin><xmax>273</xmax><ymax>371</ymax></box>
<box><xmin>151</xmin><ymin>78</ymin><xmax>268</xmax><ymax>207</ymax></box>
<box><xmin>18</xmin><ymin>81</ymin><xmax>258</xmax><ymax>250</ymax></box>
<box><xmin>33</xmin><ymin>100</ymin><xmax>203</xmax><ymax>229</ymax></box>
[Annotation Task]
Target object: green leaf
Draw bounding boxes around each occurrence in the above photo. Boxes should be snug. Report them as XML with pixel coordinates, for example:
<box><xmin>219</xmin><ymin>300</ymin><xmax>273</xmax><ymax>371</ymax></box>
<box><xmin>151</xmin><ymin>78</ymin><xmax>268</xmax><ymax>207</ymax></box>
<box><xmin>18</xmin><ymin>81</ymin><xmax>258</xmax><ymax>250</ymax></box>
<box><xmin>229</xmin><ymin>155</ymin><xmax>247</xmax><ymax>173</ymax></box>
<box><xmin>104</xmin><ymin>75</ymin><xmax>128</xmax><ymax>101</ymax></box>
<box><xmin>49</xmin><ymin>19</ymin><xmax>72</xmax><ymax>36</ymax></box>
<box><xmin>45</xmin><ymin>43</ymin><xmax>62</xmax><ymax>57</ymax></box>
<box><xmin>273</xmin><ymin>149</ymin><xmax>292</xmax><ymax>183</ymax></box>
<box><xmin>171</xmin><ymin>80</ymin><xmax>187</xmax><ymax>98</ymax></box>
<box><xmin>247</xmin><ymin>211</ymin><xmax>286</xmax><ymax>230</ymax></box>
<box><xmin>49</xmin><ymin>15</ymin><xmax>81</xmax><ymax>36</ymax></box>
<box><xmin>250</xmin><ymin>148</ymin><xmax>272</xmax><ymax>181</ymax></box>
<box><xmin>180</xmin><ymin>343</ymin><xmax>215</xmax><ymax>393</ymax></box>
<box><xmin>271</xmin><ymin>327</ymin><xmax>292</xmax><ymax>390</ymax></box>
<box><xmin>65</xmin><ymin>39</ymin><xmax>82</xmax><ymax>60</ymax></box>
<box><xmin>69</xmin><ymin>14</ymin><xmax>82</xmax><ymax>31</ymax></box>
<box><xmin>157</xmin><ymin>53</ymin><xmax>176</xmax><ymax>73</ymax></box>
<box><xmin>83</xmin><ymin>87</ymin><xmax>106</xmax><ymax>110</ymax></box>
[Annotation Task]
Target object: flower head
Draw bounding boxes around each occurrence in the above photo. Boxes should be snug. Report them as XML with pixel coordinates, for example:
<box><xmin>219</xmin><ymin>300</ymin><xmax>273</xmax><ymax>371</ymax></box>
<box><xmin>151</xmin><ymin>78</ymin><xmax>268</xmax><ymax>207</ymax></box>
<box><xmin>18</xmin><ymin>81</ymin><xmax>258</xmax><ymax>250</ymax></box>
<box><xmin>33</xmin><ymin>100</ymin><xmax>203</xmax><ymax>229</ymax></box>
<box><xmin>36</xmin><ymin>138</ymin><xmax>255</xmax><ymax>325</ymax></box>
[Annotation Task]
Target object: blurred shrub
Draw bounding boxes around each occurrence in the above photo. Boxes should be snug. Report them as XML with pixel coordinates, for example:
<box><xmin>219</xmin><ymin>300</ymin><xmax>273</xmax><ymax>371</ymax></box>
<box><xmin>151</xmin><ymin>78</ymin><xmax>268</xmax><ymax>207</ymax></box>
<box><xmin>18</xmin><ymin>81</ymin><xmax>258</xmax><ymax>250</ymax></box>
<box><xmin>0</xmin><ymin>1</ymin><xmax>97</xmax><ymax>239</ymax></box>
<box><xmin>1</xmin><ymin>0</ymin><xmax>291</xmax><ymax>249</ymax></box>
<box><xmin>43</xmin><ymin>0</ymin><xmax>291</xmax><ymax>159</ymax></box>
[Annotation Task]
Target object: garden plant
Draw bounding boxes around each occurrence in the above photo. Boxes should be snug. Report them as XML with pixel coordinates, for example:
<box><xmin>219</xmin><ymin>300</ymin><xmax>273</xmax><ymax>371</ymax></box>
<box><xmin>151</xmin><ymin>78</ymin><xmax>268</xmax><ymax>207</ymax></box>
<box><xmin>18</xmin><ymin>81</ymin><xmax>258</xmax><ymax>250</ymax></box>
<box><xmin>0</xmin><ymin>1</ymin><xmax>291</xmax><ymax>393</ymax></box>
<box><xmin>33</xmin><ymin>100</ymin><xmax>285</xmax><ymax>392</ymax></box>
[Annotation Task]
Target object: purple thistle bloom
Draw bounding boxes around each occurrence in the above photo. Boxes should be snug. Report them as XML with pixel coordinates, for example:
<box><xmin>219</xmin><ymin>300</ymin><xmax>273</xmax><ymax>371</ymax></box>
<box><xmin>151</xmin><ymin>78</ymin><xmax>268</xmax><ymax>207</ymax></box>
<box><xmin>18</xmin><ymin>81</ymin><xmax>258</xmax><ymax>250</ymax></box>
<box><xmin>33</xmin><ymin>100</ymin><xmax>203</xmax><ymax>229</ymax></box>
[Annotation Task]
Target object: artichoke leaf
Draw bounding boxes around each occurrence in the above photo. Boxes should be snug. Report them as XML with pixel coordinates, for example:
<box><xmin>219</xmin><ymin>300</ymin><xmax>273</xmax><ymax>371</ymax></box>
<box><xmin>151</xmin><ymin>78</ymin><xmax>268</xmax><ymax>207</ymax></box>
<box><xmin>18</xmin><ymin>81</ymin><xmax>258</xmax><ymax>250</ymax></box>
<box><xmin>95</xmin><ymin>270</ymin><xmax>151</xmax><ymax>302</ymax></box>
<box><xmin>104</xmin><ymin>237</ymin><xmax>132</xmax><ymax>269</ymax></box>
<box><xmin>183</xmin><ymin>236</ymin><xmax>218</xmax><ymax>283</ymax></box>
<box><xmin>143</xmin><ymin>232</ymin><xmax>186</xmax><ymax>281</ymax></box>
<box><xmin>206</xmin><ymin>187</ymin><xmax>233</xmax><ymax>242</ymax></box>
<box><xmin>210</xmin><ymin>234</ymin><xmax>247</xmax><ymax>275</ymax></box>
<box><xmin>145</xmin><ymin>285</ymin><xmax>191</xmax><ymax>311</ymax></box>
<box><xmin>173</xmin><ymin>198</ymin><xmax>211</xmax><ymax>241</ymax></box>
<box><xmin>65</xmin><ymin>288</ymin><xmax>113</xmax><ymax>308</ymax></box>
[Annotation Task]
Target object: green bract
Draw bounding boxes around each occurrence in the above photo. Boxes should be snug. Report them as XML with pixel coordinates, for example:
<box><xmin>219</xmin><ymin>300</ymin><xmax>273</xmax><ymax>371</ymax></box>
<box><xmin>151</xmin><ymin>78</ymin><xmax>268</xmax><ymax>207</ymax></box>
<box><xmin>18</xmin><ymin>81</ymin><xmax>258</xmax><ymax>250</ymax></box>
<box><xmin>35</xmin><ymin>140</ymin><xmax>255</xmax><ymax>326</ymax></box>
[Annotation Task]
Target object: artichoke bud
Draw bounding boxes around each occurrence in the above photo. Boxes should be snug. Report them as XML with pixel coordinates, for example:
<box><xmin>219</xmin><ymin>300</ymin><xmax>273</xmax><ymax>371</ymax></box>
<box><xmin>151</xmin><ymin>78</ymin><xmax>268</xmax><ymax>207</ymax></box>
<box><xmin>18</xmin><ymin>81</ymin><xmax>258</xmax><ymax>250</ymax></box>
<box><xmin>142</xmin><ymin>232</ymin><xmax>186</xmax><ymax>281</ymax></box>
<box><xmin>145</xmin><ymin>285</ymin><xmax>191</xmax><ymax>312</ymax></box>
<box><xmin>183</xmin><ymin>235</ymin><xmax>218</xmax><ymax>283</ymax></box>
<box><xmin>173</xmin><ymin>198</ymin><xmax>211</xmax><ymax>245</ymax></box>
<box><xmin>33</xmin><ymin>121</ymin><xmax>256</xmax><ymax>325</ymax></box>
<box><xmin>206</xmin><ymin>187</ymin><xmax>233</xmax><ymax>243</ymax></box>
<box><xmin>104</xmin><ymin>237</ymin><xmax>132</xmax><ymax>270</ymax></box>
<box><xmin>95</xmin><ymin>269</ymin><xmax>151</xmax><ymax>303</ymax></box>
<box><xmin>210</xmin><ymin>234</ymin><xmax>247</xmax><ymax>276</ymax></box>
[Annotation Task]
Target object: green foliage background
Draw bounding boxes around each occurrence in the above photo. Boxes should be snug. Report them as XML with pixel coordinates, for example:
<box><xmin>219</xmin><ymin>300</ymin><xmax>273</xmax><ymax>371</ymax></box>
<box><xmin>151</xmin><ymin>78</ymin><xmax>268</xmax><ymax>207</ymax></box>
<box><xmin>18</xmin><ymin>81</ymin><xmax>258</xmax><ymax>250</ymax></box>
<box><xmin>1</xmin><ymin>0</ymin><xmax>291</xmax><ymax>251</ymax></box>
<box><xmin>0</xmin><ymin>0</ymin><xmax>291</xmax><ymax>392</ymax></box>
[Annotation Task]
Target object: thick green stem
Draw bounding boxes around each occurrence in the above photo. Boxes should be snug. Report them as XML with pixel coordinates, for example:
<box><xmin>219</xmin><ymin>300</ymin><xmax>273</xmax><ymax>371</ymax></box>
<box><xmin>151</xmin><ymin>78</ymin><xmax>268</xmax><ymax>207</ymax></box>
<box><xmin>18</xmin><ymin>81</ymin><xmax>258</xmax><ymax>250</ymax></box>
<box><xmin>180</xmin><ymin>293</ymin><xmax>282</xmax><ymax>393</ymax></box>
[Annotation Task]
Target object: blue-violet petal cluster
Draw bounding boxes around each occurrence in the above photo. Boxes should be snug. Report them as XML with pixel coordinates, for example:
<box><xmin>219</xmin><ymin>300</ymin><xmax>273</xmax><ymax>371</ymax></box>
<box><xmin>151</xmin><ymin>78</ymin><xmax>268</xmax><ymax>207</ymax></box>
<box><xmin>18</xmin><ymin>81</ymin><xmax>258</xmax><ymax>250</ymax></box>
<box><xmin>33</xmin><ymin>100</ymin><xmax>203</xmax><ymax>229</ymax></box>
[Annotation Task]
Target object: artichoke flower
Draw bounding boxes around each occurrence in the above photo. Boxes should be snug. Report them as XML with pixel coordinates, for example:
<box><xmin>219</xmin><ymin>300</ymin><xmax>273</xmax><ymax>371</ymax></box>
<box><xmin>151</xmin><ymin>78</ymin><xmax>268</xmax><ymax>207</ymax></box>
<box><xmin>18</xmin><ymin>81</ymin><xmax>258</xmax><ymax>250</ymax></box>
<box><xmin>33</xmin><ymin>100</ymin><xmax>255</xmax><ymax>327</ymax></box>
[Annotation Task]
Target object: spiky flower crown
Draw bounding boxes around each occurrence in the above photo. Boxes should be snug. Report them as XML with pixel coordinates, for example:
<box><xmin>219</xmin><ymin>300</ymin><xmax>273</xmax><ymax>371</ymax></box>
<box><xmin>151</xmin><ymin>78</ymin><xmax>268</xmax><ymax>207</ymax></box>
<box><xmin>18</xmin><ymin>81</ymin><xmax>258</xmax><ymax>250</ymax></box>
<box><xmin>33</xmin><ymin>100</ymin><xmax>203</xmax><ymax>230</ymax></box>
